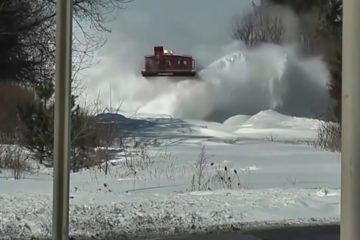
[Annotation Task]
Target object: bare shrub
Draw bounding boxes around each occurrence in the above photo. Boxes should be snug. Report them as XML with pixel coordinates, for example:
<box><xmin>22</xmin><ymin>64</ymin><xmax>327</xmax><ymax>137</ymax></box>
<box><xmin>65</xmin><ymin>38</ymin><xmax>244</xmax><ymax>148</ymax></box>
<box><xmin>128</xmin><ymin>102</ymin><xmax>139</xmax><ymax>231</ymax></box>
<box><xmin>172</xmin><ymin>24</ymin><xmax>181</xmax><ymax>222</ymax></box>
<box><xmin>101</xmin><ymin>124</ymin><xmax>118</xmax><ymax>175</ymax></box>
<box><xmin>315</xmin><ymin>120</ymin><xmax>341</xmax><ymax>152</ymax></box>
<box><xmin>92</xmin><ymin>147</ymin><xmax>119</xmax><ymax>176</ymax></box>
<box><xmin>208</xmin><ymin>164</ymin><xmax>242</xmax><ymax>190</ymax></box>
<box><xmin>232</xmin><ymin>4</ymin><xmax>285</xmax><ymax>47</ymax></box>
<box><xmin>285</xmin><ymin>176</ymin><xmax>297</xmax><ymax>186</ymax></box>
<box><xmin>120</xmin><ymin>141</ymin><xmax>155</xmax><ymax>176</ymax></box>
<box><xmin>0</xmin><ymin>145</ymin><xmax>30</xmax><ymax>179</ymax></box>
<box><xmin>265</xmin><ymin>133</ymin><xmax>278</xmax><ymax>142</ymax></box>
<box><xmin>190</xmin><ymin>146</ymin><xmax>242</xmax><ymax>192</ymax></box>
<box><xmin>91</xmin><ymin>136</ymin><xmax>156</xmax><ymax>180</ymax></box>
<box><xmin>190</xmin><ymin>146</ymin><xmax>209</xmax><ymax>191</ymax></box>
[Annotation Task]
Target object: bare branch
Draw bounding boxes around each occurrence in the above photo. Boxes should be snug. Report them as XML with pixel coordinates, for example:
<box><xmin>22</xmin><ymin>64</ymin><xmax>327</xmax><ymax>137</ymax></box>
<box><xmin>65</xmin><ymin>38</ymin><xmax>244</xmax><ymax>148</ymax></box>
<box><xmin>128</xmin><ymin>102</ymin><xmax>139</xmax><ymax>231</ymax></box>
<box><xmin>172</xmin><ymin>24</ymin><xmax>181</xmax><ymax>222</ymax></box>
<box><xmin>232</xmin><ymin>5</ymin><xmax>285</xmax><ymax>47</ymax></box>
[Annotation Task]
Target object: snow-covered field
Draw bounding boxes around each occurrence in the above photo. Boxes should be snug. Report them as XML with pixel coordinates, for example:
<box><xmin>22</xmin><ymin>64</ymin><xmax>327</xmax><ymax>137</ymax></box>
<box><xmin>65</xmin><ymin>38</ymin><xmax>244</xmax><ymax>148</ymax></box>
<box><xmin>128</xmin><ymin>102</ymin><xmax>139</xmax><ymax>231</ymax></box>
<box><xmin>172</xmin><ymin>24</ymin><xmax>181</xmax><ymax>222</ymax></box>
<box><xmin>0</xmin><ymin>110</ymin><xmax>340</xmax><ymax>239</ymax></box>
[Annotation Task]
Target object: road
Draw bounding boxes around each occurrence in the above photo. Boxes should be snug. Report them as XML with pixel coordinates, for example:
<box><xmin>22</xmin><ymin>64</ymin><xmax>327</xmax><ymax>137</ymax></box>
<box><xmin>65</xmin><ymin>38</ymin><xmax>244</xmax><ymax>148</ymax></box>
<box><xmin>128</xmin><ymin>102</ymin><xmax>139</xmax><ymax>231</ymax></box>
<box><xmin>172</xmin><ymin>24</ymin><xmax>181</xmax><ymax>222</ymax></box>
<box><xmin>149</xmin><ymin>224</ymin><xmax>339</xmax><ymax>240</ymax></box>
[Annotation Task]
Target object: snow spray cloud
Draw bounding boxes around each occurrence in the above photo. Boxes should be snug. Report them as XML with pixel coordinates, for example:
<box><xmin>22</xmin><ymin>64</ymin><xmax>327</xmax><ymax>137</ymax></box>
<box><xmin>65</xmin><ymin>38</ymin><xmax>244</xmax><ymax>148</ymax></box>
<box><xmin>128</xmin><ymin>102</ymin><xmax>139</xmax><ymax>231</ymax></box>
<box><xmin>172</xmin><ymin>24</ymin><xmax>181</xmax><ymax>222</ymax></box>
<box><xmin>82</xmin><ymin>41</ymin><xmax>330</xmax><ymax>122</ymax></box>
<box><xmin>194</xmin><ymin>42</ymin><xmax>331</xmax><ymax>121</ymax></box>
<box><xmin>80</xmin><ymin>1</ymin><xmax>330</xmax><ymax>121</ymax></box>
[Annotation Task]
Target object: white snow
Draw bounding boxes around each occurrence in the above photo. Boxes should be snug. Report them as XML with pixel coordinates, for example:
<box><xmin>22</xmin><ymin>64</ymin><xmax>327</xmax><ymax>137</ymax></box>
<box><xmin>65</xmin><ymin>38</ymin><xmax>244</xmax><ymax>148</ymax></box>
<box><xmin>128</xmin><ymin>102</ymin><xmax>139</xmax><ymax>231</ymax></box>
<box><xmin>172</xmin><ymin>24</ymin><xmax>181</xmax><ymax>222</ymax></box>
<box><xmin>234</xmin><ymin>110</ymin><xmax>320</xmax><ymax>142</ymax></box>
<box><xmin>223</xmin><ymin>114</ymin><xmax>251</xmax><ymax>126</ymax></box>
<box><xmin>0</xmin><ymin>109</ymin><xmax>340</xmax><ymax>239</ymax></box>
<box><xmin>0</xmin><ymin>188</ymin><xmax>339</xmax><ymax>239</ymax></box>
<box><xmin>82</xmin><ymin>42</ymin><xmax>330</xmax><ymax>122</ymax></box>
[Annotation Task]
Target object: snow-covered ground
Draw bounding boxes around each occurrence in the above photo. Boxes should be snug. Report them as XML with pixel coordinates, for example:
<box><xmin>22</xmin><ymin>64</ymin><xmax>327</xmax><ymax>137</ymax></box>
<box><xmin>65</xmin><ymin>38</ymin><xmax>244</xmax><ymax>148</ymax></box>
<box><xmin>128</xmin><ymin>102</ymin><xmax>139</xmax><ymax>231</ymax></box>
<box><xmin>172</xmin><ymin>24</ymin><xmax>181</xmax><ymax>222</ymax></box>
<box><xmin>0</xmin><ymin>110</ymin><xmax>340</xmax><ymax>239</ymax></box>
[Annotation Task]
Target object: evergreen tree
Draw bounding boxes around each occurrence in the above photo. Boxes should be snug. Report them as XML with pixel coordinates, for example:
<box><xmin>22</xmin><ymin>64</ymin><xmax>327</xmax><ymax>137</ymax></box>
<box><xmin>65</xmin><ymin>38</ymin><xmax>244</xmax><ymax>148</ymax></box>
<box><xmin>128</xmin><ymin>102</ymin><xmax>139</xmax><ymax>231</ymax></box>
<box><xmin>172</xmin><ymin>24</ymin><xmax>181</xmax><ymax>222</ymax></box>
<box><xmin>0</xmin><ymin>0</ymin><xmax>42</xmax><ymax>84</ymax></box>
<box><xmin>71</xmin><ymin>99</ymin><xmax>98</xmax><ymax>172</ymax></box>
<box><xmin>323</xmin><ymin>1</ymin><xmax>342</xmax><ymax>122</ymax></box>
<box><xmin>17</xmin><ymin>81</ymin><xmax>54</xmax><ymax>164</ymax></box>
<box><xmin>18</xmin><ymin>81</ymin><xmax>97</xmax><ymax>169</ymax></box>
<box><xmin>327</xmin><ymin>49</ymin><xmax>342</xmax><ymax>122</ymax></box>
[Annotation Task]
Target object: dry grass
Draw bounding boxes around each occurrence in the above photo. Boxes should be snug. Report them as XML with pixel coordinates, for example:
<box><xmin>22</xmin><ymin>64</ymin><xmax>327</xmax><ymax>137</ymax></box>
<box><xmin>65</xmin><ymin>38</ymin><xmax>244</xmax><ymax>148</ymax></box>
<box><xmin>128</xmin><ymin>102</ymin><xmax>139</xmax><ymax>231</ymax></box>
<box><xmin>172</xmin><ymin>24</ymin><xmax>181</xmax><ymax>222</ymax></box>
<box><xmin>190</xmin><ymin>146</ymin><xmax>242</xmax><ymax>192</ymax></box>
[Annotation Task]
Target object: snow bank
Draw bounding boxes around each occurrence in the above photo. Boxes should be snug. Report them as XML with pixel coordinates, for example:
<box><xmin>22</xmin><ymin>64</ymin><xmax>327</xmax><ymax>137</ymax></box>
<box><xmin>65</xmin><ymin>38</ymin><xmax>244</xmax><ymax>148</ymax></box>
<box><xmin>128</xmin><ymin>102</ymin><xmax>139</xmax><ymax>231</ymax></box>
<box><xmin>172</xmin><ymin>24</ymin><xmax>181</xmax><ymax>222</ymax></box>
<box><xmin>239</xmin><ymin>110</ymin><xmax>319</xmax><ymax>130</ymax></box>
<box><xmin>178</xmin><ymin>110</ymin><xmax>321</xmax><ymax>142</ymax></box>
<box><xmin>223</xmin><ymin>114</ymin><xmax>251</xmax><ymax>126</ymax></box>
<box><xmin>0</xmin><ymin>188</ymin><xmax>339</xmax><ymax>239</ymax></box>
<box><xmin>233</xmin><ymin>110</ymin><xmax>320</xmax><ymax>142</ymax></box>
<box><xmin>109</xmin><ymin>109</ymin><xmax>320</xmax><ymax>142</ymax></box>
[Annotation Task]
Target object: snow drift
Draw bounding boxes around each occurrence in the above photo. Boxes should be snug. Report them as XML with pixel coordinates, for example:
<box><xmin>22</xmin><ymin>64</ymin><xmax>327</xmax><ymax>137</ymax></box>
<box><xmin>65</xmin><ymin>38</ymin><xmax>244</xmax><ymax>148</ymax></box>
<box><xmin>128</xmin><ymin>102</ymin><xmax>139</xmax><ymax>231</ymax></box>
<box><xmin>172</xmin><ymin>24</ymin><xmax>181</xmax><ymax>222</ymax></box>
<box><xmin>0</xmin><ymin>190</ymin><xmax>339</xmax><ymax>239</ymax></box>
<box><xmin>0</xmin><ymin>107</ymin><xmax>340</xmax><ymax>239</ymax></box>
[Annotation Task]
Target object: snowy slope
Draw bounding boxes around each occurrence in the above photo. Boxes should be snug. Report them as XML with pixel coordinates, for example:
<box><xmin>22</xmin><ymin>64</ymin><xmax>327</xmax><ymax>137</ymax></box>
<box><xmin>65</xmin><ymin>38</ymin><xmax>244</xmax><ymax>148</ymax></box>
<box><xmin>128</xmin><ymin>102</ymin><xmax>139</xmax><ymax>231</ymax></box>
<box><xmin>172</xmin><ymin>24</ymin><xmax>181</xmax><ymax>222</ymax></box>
<box><xmin>234</xmin><ymin>110</ymin><xmax>320</xmax><ymax>142</ymax></box>
<box><xmin>118</xmin><ymin>109</ymin><xmax>321</xmax><ymax>144</ymax></box>
<box><xmin>0</xmin><ymin>109</ymin><xmax>340</xmax><ymax>239</ymax></box>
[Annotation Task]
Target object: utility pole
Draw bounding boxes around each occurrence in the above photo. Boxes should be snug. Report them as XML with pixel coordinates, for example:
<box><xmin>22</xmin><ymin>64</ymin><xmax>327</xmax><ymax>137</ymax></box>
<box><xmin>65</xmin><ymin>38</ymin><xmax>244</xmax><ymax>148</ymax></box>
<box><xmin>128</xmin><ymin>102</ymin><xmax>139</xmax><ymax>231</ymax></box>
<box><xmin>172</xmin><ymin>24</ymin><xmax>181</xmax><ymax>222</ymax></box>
<box><xmin>341</xmin><ymin>0</ymin><xmax>360</xmax><ymax>239</ymax></box>
<box><xmin>52</xmin><ymin>0</ymin><xmax>73</xmax><ymax>239</ymax></box>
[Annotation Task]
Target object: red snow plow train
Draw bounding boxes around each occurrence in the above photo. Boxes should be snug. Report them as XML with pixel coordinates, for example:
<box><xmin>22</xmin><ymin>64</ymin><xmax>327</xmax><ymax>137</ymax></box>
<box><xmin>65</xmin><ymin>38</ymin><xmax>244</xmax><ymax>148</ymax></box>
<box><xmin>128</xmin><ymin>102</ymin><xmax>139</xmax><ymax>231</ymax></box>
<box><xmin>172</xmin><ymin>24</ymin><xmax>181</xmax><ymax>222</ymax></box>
<box><xmin>141</xmin><ymin>46</ymin><xmax>197</xmax><ymax>78</ymax></box>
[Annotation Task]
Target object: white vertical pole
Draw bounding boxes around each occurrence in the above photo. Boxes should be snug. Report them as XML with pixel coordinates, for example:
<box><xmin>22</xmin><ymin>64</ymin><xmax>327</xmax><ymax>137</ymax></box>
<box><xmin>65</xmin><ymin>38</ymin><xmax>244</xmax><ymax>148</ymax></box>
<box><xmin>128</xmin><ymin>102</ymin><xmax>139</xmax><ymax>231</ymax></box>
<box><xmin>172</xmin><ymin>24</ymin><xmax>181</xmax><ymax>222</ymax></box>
<box><xmin>341</xmin><ymin>0</ymin><xmax>360</xmax><ymax>239</ymax></box>
<box><xmin>53</xmin><ymin>0</ymin><xmax>72</xmax><ymax>239</ymax></box>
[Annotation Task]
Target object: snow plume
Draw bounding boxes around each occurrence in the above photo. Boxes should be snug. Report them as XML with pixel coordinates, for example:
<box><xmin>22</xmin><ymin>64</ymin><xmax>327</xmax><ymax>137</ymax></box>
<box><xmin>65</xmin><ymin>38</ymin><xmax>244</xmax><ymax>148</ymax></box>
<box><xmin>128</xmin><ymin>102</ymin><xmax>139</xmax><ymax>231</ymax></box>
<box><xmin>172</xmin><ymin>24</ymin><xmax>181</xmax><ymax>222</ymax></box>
<box><xmin>196</xmin><ymin>43</ymin><xmax>330</xmax><ymax>121</ymax></box>
<box><xmin>81</xmin><ymin>40</ymin><xmax>330</xmax><ymax>122</ymax></box>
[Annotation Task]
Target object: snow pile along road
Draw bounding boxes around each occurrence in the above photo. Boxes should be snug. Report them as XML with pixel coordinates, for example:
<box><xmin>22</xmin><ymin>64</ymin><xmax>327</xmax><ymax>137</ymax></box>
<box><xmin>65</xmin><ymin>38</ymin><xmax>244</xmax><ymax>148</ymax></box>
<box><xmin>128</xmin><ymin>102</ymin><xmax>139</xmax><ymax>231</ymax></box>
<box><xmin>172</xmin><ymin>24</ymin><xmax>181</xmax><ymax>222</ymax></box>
<box><xmin>0</xmin><ymin>188</ymin><xmax>339</xmax><ymax>239</ymax></box>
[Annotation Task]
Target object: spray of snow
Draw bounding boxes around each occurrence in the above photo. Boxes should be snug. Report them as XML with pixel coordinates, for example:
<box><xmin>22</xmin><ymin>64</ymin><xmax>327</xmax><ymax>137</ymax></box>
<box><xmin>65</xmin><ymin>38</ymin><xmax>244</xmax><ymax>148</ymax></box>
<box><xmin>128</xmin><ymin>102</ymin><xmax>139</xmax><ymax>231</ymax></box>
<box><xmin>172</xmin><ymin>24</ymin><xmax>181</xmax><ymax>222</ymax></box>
<box><xmin>81</xmin><ymin>41</ymin><xmax>330</xmax><ymax>122</ymax></box>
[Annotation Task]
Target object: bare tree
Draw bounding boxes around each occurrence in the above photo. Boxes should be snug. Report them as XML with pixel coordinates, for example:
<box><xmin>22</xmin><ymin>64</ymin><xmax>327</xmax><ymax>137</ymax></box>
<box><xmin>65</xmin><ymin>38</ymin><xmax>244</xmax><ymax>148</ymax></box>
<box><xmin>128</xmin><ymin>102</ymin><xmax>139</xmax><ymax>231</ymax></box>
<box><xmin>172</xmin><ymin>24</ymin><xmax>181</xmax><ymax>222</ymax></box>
<box><xmin>232</xmin><ymin>4</ymin><xmax>285</xmax><ymax>47</ymax></box>
<box><xmin>96</xmin><ymin>122</ymin><xmax>118</xmax><ymax>175</ymax></box>
<box><xmin>13</xmin><ymin>0</ymin><xmax>131</xmax><ymax>167</ymax></box>
<box><xmin>1</xmin><ymin>0</ymin><xmax>131</xmax><ymax>87</ymax></box>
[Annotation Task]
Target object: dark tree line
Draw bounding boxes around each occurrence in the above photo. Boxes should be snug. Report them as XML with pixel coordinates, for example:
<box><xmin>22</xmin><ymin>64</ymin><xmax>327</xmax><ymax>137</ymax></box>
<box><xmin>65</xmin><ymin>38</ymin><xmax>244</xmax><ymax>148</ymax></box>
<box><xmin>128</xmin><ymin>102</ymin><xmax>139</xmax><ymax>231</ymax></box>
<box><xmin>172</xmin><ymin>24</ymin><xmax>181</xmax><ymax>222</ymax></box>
<box><xmin>0</xmin><ymin>1</ymin><xmax>51</xmax><ymax>84</ymax></box>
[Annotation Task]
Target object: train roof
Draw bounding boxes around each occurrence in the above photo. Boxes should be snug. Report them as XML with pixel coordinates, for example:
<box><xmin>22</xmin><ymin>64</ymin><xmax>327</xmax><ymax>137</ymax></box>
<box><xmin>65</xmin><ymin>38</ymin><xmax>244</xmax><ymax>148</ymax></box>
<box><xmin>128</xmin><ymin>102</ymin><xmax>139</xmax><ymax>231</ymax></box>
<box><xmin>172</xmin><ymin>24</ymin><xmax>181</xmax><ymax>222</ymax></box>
<box><xmin>144</xmin><ymin>54</ymin><xmax>193</xmax><ymax>58</ymax></box>
<box><xmin>144</xmin><ymin>46</ymin><xmax>193</xmax><ymax>58</ymax></box>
